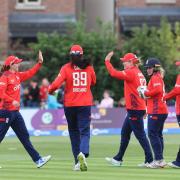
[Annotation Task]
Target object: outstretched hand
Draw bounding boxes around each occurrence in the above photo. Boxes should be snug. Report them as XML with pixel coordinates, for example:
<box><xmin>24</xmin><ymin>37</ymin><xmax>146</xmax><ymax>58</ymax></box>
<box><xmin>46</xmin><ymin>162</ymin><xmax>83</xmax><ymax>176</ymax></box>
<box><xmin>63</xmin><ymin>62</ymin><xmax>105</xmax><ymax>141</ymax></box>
<box><xmin>38</xmin><ymin>50</ymin><xmax>43</xmax><ymax>64</ymax></box>
<box><xmin>105</xmin><ymin>51</ymin><xmax>114</xmax><ymax>61</ymax></box>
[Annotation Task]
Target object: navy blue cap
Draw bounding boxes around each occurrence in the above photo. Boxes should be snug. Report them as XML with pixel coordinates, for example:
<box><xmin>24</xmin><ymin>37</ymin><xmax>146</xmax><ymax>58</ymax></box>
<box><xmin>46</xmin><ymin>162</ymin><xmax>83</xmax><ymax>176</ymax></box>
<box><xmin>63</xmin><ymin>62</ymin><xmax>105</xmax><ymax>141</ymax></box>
<box><xmin>145</xmin><ymin>58</ymin><xmax>161</xmax><ymax>68</ymax></box>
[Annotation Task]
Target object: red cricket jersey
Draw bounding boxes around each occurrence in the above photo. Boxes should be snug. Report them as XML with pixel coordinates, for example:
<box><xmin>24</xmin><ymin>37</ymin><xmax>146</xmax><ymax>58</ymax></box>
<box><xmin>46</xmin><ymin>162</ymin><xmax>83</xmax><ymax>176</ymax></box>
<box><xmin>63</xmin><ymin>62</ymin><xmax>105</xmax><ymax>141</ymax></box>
<box><xmin>145</xmin><ymin>72</ymin><xmax>168</xmax><ymax>114</ymax></box>
<box><xmin>48</xmin><ymin>63</ymin><xmax>96</xmax><ymax>107</ymax></box>
<box><xmin>39</xmin><ymin>85</ymin><xmax>48</xmax><ymax>102</ymax></box>
<box><xmin>0</xmin><ymin>63</ymin><xmax>42</xmax><ymax>110</ymax></box>
<box><xmin>164</xmin><ymin>74</ymin><xmax>180</xmax><ymax>115</ymax></box>
<box><xmin>105</xmin><ymin>60</ymin><xmax>146</xmax><ymax>110</ymax></box>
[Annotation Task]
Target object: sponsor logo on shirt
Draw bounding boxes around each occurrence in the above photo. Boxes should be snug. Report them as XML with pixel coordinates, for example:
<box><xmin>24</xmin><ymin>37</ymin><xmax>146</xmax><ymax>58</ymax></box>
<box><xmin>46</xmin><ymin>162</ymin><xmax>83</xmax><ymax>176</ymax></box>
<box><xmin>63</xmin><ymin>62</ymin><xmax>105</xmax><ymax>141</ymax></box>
<box><xmin>13</xmin><ymin>84</ymin><xmax>20</xmax><ymax>91</ymax></box>
<box><xmin>153</xmin><ymin>83</ymin><xmax>161</xmax><ymax>87</ymax></box>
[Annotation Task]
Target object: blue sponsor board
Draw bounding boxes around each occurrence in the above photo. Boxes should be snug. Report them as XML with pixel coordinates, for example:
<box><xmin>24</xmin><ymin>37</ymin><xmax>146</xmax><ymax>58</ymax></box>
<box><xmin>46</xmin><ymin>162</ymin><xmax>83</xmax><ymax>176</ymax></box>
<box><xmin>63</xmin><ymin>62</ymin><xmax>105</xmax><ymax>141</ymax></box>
<box><xmin>5</xmin><ymin>128</ymin><xmax>180</xmax><ymax>137</ymax></box>
<box><xmin>5</xmin><ymin>107</ymin><xmax>179</xmax><ymax>137</ymax></box>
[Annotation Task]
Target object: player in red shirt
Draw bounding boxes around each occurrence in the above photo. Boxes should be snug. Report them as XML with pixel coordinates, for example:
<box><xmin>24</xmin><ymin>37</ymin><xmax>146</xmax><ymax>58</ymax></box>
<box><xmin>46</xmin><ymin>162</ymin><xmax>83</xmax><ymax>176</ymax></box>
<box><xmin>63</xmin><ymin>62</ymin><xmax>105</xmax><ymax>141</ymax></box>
<box><xmin>104</xmin><ymin>51</ymin><xmax>153</xmax><ymax>167</ymax></box>
<box><xmin>0</xmin><ymin>51</ymin><xmax>51</xmax><ymax>168</ymax></box>
<box><xmin>164</xmin><ymin>61</ymin><xmax>180</xmax><ymax>168</ymax></box>
<box><xmin>138</xmin><ymin>58</ymin><xmax>168</xmax><ymax>168</ymax></box>
<box><xmin>48</xmin><ymin>45</ymin><xmax>96</xmax><ymax>171</ymax></box>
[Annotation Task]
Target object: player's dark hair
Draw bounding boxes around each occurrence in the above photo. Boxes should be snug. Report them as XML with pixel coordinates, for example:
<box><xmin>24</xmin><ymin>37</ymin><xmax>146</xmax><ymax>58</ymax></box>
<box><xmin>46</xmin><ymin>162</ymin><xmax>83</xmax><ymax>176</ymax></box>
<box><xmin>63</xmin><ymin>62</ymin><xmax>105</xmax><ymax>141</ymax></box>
<box><xmin>0</xmin><ymin>65</ymin><xmax>10</xmax><ymax>76</ymax></box>
<box><xmin>71</xmin><ymin>55</ymin><xmax>91</xmax><ymax>69</ymax></box>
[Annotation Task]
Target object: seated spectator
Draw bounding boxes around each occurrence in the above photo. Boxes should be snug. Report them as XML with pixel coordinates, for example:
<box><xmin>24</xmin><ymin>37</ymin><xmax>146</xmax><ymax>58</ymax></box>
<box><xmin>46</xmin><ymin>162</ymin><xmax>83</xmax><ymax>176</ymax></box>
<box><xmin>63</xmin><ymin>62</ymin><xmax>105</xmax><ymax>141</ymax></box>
<box><xmin>47</xmin><ymin>91</ymin><xmax>63</xmax><ymax>109</ymax></box>
<box><xmin>98</xmin><ymin>90</ymin><xmax>114</xmax><ymax>108</ymax></box>
<box><xmin>39</xmin><ymin>78</ymin><xmax>49</xmax><ymax>109</ymax></box>
<box><xmin>27</xmin><ymin>80</ymin><xmax>40</xmax><ymax>107</ymax></box>
<box><xmin>20</xmin><ymin>85</ymin><xmax>24</xmax><ymax>107</ymax></box>
<box><xmin>23</xmin><ymin>88</ymin><xmax>30</xmax><ymax>107</ymax></box>
<box><xmin>93</xmin><ymin>100</ymin><xmax>99</xmax><ymax>107</ymax></box>
<box><xmin>57</xmin><ymin>86</ymin><xmax>64</xmax><ymax>105</ymax></box>
<box><xmin>118</xmin><ymin>97</ymin><xmax>126</xmax><ymax>107</ymax></box>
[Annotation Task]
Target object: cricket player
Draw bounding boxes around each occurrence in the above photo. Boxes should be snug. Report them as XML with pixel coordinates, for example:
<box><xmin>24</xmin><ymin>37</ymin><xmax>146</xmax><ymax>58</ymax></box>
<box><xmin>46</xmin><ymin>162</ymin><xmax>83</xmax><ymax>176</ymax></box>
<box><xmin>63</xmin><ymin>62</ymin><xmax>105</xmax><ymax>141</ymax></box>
<box><xmin>0</xmin><ymin>51</ymin><xmax>51</xmax><ymax>168</ymax></box>
<box><xmin>105</xmin><ymin>51</ymin><xmax>153</xmax><ymax>167</ymax></box>
<box><xmin>164</xmin><ymin>61</ymin><xmax>180</xmax><ymax>168</ymax></box>
<box><xmin>48</xmin><ymin>45</ymin><xmax>96</xmax><ymax>171</ymax></box>
<box><xmin>138</xmin><ymin>58</ymin><xmax>168</xmax><ymax>168</ymax></box>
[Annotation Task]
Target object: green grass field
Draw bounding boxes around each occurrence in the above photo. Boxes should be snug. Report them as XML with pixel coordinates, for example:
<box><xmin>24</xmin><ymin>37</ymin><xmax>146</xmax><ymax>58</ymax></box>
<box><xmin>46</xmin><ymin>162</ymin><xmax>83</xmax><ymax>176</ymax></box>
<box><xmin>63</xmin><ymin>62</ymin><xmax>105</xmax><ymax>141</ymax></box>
<box><xmin>0</xmin><ymin>135</ymin><xmax>180</xmax><ymax>180</ymax></box>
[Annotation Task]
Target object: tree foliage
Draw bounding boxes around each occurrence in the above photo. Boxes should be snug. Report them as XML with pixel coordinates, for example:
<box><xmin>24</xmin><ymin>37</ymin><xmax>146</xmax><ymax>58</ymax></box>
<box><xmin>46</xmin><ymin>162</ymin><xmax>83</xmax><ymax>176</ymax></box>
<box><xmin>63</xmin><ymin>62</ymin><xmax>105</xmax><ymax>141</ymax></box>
<box><xmin>29</xmin><ymin>18</ymin><xmax>122</xmax><ymax>101</ymax></box>
<box><xmin>29</xmin><ymin>18</ymin><xmax>180</xmax><ymax>102</ymax></box>
<box><xmin>122</xmin><ymin>18</ymin><xmax>180</xmax><ymax>91</ymax></box>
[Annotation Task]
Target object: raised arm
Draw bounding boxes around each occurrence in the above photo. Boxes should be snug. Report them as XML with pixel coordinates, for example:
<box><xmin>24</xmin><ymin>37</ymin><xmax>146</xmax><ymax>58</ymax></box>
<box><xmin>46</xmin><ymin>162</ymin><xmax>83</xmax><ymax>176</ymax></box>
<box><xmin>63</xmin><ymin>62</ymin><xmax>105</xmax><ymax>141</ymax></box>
<box><xmin>105</xmin><ymin>51</ymin><xmax>133</xmax><ymax>81</ymax></box>
<box><xmin>48</xmin><ymin>67</ymin><xmax>66</xmax><ymax>94</ymax></box>
<box><xmin>19</xmin><ymin>50</ymin><xmax>43</xmax><ymax>82</ymax></box>
<box><xmin>164</xmin><ymin>75</ymin><xmax>180</xmax><ymax>100</ymax></box>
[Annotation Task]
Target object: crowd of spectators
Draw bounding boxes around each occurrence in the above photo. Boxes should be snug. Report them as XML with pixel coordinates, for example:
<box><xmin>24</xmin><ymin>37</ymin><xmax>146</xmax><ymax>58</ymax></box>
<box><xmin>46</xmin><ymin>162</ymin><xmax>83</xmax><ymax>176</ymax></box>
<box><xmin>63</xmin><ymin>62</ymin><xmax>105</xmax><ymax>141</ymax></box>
<box><xmin>21</xmin><ymin>78</ymin><xmax>63</xmax><ymax>109</ymax></box>
<box><xmin>20</xmin><ymin>80</ymin><xmax>126</xmax><ymax>109</ymax></box>
<box><xmin>20</xmin><ymin>81</ymin><xmax>175</xmax><ymax>109</ymax></box>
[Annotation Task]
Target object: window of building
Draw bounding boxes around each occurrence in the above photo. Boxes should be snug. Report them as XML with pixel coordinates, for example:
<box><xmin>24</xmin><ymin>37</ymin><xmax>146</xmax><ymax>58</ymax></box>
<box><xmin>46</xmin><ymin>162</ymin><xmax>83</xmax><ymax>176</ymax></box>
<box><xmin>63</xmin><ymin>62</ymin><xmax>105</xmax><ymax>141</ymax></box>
<box><xmin>16</xmin><ymin>0</ymin><xmax>45</xmax><ymax>10</ymax></box>
<box><xmin>146</xmin><ymin>0</ymin><xmax>176</xmax><ymax>3</ymax></box>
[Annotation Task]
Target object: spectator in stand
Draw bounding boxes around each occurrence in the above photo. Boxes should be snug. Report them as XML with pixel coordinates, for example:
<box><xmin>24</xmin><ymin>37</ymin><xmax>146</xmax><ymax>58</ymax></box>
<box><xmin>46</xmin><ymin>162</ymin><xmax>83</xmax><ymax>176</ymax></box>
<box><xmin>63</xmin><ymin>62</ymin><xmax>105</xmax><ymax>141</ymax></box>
<box><xmin>39</xmin><ymin>78</ymin><xmax>49</xmax><ymax>109</ymax></box>
<box><xmin>47</xmin><ymin>92</ymin><xmax>63</xmax><ymax>109</ymax></box>
<box><xmin>22</xmin><ymin>87</ymin><xmax>30</xmax><ymax>107</ymax></box>
<box><xmin>118</xmin><ymin>97</ymin><xmax>126</xmax><ymax>107</ymax></box>
<box><xmin>20</xmin><ymin>85</ymin><xmax>24</xmax><ymax>107</ymax></box>
<box><xmin>57</xmin><ymin>86</ymin><xmax>64</xmax><ymax>105</ymax></box>
<box><xmin>27</xmin><ymin>80</ymin><xmax>40</xmax><ymax>107</ymax></box>
<box><xmin>98</xmin><ymin>90</ymin><xmax>114</xmax><ymax>108</ymax></box>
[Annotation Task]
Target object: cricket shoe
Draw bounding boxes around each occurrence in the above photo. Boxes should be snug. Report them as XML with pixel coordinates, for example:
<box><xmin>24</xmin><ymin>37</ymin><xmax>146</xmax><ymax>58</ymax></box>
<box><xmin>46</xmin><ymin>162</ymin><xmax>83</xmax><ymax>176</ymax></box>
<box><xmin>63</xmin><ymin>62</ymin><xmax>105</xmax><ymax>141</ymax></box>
<box><xmin>154</xmin><ymin>159</ymin><xmax>167</xmax><ymax>168</ymax></box>
<box><xmin>73</xmin><ymin>162</ymin><xmax>80</xmax><ymax>171</ymax></box>
<box><xmin>147</xmin><ymin>160</ymin><xmax>167</xmax><ymax>168</ymax></box>
<box><xmin>78</xmin><ymin>152</ymin><xmax>88</xmax><ymax>171</ymax></box>
<box><xmin>137</xmin><ymin>162</ymin><xmax>150</xmax><ymax>167</ymax></box>
<box><xmin>105</xmin><ymin>157</ymin><xmax>122</xmax><ymax>166</ymax></box>
<box><xmin>36</xmin><ymin>155</ymin><xmax>52</xmax><ymax>168</ymax></box>
<box><xmin>168</xmin><ymin>161</ymin><xmax>180</xmax><ymax>169</ymax></box>
<box><xmin>146</xmin><ymin>161</ymin><xmax>159</xmax><ymax>169</ymax></box>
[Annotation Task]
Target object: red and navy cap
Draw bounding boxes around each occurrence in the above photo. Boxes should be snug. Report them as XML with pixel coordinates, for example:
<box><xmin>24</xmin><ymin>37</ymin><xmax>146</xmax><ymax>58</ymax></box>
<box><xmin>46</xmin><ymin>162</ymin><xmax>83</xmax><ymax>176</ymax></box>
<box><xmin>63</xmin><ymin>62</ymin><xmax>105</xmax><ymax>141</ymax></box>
<box><xmin>4</xmin><ymin>56</ymin><xmax>22</xmax><ymax>66</ymax></box>
<box><xmin>70</xmin><ymin>45</ymin><xmax>83</xmax><ymax>55</ymax></box>
<box><xmin>120</xmin><ymin>53</ymin><xmax>139</xmax><ymax>63</ymax></box>
<box><xmin>175</xmin><ymin>61</ymin><xmax>180</xmax><ymax>66</ymax></box>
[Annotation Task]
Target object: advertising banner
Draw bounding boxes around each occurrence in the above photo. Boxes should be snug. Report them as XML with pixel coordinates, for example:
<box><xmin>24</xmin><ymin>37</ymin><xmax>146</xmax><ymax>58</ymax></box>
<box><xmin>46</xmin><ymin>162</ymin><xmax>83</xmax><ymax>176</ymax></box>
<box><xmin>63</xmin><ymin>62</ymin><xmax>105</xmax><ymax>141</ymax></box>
<box><xmin>6</xmin><ymin>107</ymin><xmax>180</xmax><ymax>137</ymax></box>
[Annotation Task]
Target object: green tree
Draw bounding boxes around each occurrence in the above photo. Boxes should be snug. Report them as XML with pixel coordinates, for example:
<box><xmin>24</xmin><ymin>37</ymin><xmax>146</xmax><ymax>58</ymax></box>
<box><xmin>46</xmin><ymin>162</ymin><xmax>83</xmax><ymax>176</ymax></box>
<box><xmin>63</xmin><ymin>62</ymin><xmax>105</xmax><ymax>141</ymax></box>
<box><xmin>175</xmin><ymin>22</ymin><xmax>180</xmax><ymax>61</ymax></box>
<box><xmin>122</xmin><ymin>18</ymin><xmax>180</xmax><ymax>91</ymax></box>
<box><xmin>29</xmin><ymin>17</ymin><xmax>179</xmax><ymax>102</ymax></box>
<box><xmin>29</xmin><ymin>18</ymin><xmax>123</xmax><ymax>101</ymax></box>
